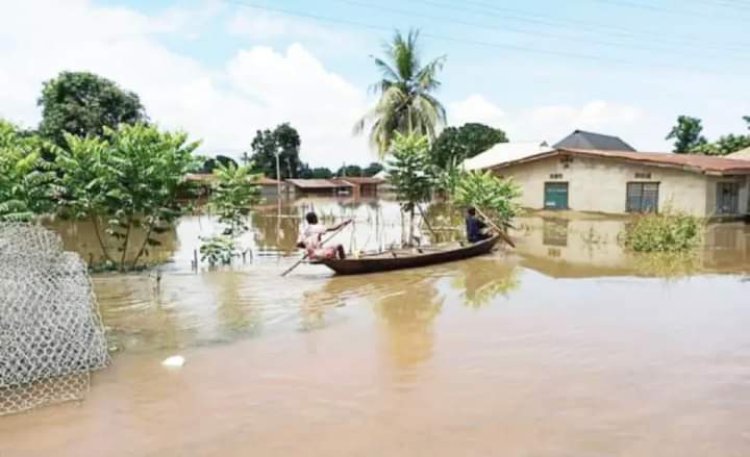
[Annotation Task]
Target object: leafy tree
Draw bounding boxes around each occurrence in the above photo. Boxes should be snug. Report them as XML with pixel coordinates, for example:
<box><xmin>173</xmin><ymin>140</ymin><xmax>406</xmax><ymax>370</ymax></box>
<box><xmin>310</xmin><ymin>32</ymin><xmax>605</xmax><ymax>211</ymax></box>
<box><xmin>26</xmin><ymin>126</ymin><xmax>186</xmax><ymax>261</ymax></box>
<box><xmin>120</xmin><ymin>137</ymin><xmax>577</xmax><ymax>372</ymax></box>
<box><xmin>453</xmin><ymin>171</ymin><xmax>521</xmax><ymax>225</ymax></box>
<box><xmin>691</xmin><ymin>134</ymin><xmax>750</xmax><ymax>155</ymax></box>
<box><xmin>38</xmin><ymin>71</ymin><xmax>146</xmax><ymax>146</ymax></box>
<box><xmin>355</xmin><ymin>29</ymin><xmax>446</xmax><ymax>156</ymax></box>
<box><xmin>200</xmin><ymin>163</ymin><xmax>261</xmax><ymax>267</ymax></box>
<box><xmin>336</xmin><ymin>164</ymin><xmax>363</xmax><ymax>177</ymax></box>
<box><xmin>364</xmin><ymin>162</ymin><xmax>385</xmax><ymax>177</ymax></box>
<box><xmin>744</xmin><ymin>116</ymin><xmax>750</xmax><ymax>129</ymax></box>
<box><xmin>304</xmin><ymin>166</ymin><xmax>334</xmax><ymax>179</ymax></box>
<box><xmin>387</xmin><ymin>133</ymin><xmax>434</xmax><ymax>243</ymax></box>
<box><xmin>666</xmin><ymin>115</ymin><xmax>707</xmax><ymax>153</ymax></box>
<box><xmin>250</xmin><ymin>123</ymin><xmax>302</xmax><ymax>179</ymax></box>
<box><xmin>430</xmin><ymin>123</ymin><xmax>508</xmax><ymax>169</ymax></box>
<box><xmin>0</xmin><ymin>120</ymin><xmax>58</xmax><ymax>221</ymax></box>
<box><xmin>55</xmin><ymin>123</ymin><xmax>200</xmax><ymax>270</ymax></box>
<box><xmin>201</xmin><ymin>154</ymin><xmax>238</xmax><ymax>173</ymax></box>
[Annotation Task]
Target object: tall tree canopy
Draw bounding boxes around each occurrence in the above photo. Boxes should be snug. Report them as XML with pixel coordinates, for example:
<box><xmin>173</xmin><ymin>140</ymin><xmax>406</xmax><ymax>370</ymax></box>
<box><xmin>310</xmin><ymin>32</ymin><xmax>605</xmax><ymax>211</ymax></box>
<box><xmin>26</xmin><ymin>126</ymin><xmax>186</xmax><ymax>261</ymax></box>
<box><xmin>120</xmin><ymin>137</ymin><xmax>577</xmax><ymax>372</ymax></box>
<box><xmin>430</xmin><ymin>123</ymin><xmax>509</xmax><ymax>169</ymax></box>
<box><xmin>354</xmin><ymin>29</ymin><xmax>446</xmax><ymax>157</ymax></box>
<box><xmin>38</xmin><ymin>71</ymin><xmax>147</xmax><ymax>146</ymax></box>
<box><xmin>666</xmin><ymin>115</ymin><xmax>707</xmax><ymax>153</ymax></box>
<box><xmin>363</xmin><ymin>162</ymin><xmax>385</xmax><ymax>177</ymax></box>
<box><xmin>201</xmin><ymin>155</ymin><xmax>238</xmax><ymax>174</ymax></box>
<box><xmin>336</xmin><ymin>164</ymin><xmax>364</xmax><ymax>177</ymax></box>
<box><xmin>249</xmin><ymin>123</ymin><xmax>302</xmax><ymax>179</ymax></box>
<box><xmin>668</xmin><ymin>115</ymin><xmax>750</xmax><ymax>155</ymax></box>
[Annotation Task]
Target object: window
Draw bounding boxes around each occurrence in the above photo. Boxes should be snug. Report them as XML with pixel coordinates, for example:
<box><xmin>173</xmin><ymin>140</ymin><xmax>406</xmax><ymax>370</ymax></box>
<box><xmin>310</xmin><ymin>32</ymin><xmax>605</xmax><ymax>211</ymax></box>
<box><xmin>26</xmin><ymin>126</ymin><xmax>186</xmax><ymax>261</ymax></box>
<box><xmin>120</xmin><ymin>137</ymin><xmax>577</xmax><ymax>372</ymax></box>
<box><xmin>716</xmin><ymin>182</ymin><xmax>740</xmax><ymax>215</ymax></box>
<box><xmin>542</xmin><ymin>218</ymin><xmax>568</xmax><ymax>247</ymax></box>
<box><xmin>626</xmin><ymin>182</ymin><xmax>659</xmax><ymax>213</ymax></box>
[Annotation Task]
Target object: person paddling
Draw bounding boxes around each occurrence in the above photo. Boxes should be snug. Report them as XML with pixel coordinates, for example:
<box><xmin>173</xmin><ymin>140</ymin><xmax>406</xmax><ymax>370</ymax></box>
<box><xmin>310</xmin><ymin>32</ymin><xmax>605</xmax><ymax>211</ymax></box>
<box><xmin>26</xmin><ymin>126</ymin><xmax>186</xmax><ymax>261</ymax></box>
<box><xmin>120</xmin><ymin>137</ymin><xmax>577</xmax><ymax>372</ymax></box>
<box><xmin>465</xmin><ymin>207</ymin><xmax>492</xmax><ymax>243</ymax></box>
<box><xmin>297</xmin><ymin>212</ymin><xmax>351</xmax><ymax>260</ymax></box>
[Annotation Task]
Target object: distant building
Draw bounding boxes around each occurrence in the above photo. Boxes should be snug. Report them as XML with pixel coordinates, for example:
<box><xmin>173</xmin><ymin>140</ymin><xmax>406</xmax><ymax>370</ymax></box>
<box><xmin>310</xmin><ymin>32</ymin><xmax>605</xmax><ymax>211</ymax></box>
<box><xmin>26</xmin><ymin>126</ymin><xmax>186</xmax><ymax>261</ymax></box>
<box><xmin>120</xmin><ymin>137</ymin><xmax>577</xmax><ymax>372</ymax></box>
<box><xmin>339</xmin><ymin>177</ymin><xmax>385</xmax><ymax>198</ymax></box>
<box><xmin>257</xmin><ymin>177</ymin><xmax>293</xmax><ymax>199</ymax></box>
<box><xmin>553</xmin><ymin>130</ymin><xmax>636</xmax><ymax>152</ymax></box>
<box><xmin>286</xmin><ymin>178</ymin><xmax>354</xmax><ymax>196</ymax></box>
<box><xmin>488</xmin><ymin>148</ymin><xmax>750</xmax><ymax>218</ymax></box>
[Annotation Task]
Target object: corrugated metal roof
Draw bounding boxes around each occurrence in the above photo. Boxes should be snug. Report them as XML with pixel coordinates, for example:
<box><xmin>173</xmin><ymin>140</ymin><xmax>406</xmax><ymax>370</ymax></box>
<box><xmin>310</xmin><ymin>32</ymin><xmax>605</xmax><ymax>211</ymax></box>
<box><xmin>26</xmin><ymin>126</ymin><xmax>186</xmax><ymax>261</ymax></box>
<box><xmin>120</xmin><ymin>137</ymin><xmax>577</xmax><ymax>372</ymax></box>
<box><xmin>462</xmin><ymin>142</ymin><xmax>553</xmax><ymax>171</ymax></box>
<box><xmin>727</xmin><ymin>146</ymin><xmax>750</xmax><ymax>160</ymax></box>
<box><xmin>491</xmin><ymin>148</ymin><xmax>750</xmax><ymax>175</ymax></box>
<box><xmin>340</xmin><ymin>177</ymin><xmax>385</xmax><ymax>185</ymax></box>
<box><xmin>553</xmin><ymin>130</ymin><xmax>636</xmax><ymax>152</ymax></box>
<box><xmin>286</xmin><ymin>179</ymin><xmax>353</xmax><ymax>189</ymax></box>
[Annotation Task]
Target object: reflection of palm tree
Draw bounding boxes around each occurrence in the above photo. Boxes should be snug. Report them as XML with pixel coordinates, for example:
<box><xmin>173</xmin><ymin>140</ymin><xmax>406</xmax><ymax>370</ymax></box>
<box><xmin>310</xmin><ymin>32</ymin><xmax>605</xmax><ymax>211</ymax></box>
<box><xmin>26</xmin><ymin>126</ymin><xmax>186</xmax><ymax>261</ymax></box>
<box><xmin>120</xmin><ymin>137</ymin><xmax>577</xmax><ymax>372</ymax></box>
<box><xmin>373</xmin><ymin>272</ymin><xmax>443</xmax><ymax>375</ymax></box>
<box><xmin>452</xmin><ymin>258</ymin><xmax>519</xmax><ymax>308</ymax></box>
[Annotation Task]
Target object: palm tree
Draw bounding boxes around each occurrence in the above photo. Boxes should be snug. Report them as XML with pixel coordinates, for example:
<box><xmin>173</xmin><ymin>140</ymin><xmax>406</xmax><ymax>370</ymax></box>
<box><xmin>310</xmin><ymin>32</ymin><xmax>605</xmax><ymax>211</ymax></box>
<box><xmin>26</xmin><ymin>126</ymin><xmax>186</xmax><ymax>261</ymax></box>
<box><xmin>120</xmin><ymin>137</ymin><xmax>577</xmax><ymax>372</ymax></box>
<box><xmin>354</xmin><ymin>29</ymin><xmax>447</xmax><ymax>157</ymax></box>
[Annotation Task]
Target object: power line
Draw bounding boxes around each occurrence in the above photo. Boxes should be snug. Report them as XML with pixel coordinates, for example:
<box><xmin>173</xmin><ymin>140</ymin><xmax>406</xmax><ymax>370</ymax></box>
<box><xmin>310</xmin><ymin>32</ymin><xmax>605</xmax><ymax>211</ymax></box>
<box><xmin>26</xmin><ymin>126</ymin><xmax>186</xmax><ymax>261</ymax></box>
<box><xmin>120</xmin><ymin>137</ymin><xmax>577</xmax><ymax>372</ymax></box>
<box><xmin>329</xmin><ymin>0</ymin><xmax>748</xmax><ymax>59</ymax></box>
<box><xmin>223</xmin><ymin>0</ymin><xmax>748</xmax><ymax>75</ymax></box>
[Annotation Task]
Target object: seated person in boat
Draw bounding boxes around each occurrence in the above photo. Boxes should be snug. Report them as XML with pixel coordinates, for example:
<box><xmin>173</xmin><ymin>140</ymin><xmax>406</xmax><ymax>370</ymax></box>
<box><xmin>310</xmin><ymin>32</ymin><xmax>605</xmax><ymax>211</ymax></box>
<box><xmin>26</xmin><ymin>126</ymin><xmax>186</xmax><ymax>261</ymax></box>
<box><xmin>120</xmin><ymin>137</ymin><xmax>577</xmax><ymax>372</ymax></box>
<box><xmin>465</xmin><ymin>207</ymin><xmax>491</xmax><ymax>243</ymax></box>
<box><xmin>296</xmin><ymin>212</ymin><xmax>351</xmax><ymax>260</ymax></box>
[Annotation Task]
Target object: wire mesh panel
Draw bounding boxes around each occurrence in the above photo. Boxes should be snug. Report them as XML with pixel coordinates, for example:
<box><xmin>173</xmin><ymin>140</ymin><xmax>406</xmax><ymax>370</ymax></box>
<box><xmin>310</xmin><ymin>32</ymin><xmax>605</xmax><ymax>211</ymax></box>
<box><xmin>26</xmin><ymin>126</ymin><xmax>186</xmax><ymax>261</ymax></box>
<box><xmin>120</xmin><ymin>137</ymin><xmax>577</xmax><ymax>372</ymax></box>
<box><xmin>0</xmin><ymin>223</ymin><xmax>109</xmax><ymax>416</ymax></box>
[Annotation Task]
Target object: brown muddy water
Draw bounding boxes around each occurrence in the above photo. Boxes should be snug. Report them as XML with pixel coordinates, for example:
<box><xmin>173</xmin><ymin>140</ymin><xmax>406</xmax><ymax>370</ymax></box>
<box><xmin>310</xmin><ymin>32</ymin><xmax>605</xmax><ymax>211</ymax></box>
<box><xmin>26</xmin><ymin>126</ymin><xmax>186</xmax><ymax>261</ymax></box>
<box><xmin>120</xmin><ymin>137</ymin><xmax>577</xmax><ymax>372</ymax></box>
<box><xmin>2</xmin><ymin>199</ymin><xmax>750</xmax><ymax>457</ymax></box>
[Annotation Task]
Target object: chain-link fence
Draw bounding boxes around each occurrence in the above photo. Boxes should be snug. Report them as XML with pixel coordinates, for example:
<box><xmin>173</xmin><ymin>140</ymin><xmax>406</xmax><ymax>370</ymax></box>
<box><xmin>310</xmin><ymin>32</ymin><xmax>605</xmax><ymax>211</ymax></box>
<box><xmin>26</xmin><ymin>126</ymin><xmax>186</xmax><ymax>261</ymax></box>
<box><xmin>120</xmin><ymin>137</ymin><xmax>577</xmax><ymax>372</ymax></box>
<box><xmin>0</xmin><ymin>223</ymin><xmax>109</xmax><ymax>416</ymax></box>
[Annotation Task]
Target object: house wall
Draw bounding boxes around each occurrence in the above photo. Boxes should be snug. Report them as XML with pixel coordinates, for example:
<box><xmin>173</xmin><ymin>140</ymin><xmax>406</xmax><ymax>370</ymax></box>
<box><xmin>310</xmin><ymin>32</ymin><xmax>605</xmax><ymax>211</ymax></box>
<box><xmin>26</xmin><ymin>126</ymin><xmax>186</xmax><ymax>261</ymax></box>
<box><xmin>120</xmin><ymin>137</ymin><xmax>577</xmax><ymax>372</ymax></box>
<box><xmin>494</xmin><ymin>155</ymin><xmax>727</xmax><ymax>217</ymax></box>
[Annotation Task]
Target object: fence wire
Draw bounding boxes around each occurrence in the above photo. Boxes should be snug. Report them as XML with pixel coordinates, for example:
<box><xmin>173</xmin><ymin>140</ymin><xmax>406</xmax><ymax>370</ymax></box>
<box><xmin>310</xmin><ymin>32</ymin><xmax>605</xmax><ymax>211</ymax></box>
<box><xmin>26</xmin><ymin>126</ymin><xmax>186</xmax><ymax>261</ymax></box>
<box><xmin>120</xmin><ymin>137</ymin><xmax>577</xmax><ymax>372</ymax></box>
<box><xmin>0</xmin><ymin>223</ymin><xmax>109</xmax><ymax>416</ymax></box>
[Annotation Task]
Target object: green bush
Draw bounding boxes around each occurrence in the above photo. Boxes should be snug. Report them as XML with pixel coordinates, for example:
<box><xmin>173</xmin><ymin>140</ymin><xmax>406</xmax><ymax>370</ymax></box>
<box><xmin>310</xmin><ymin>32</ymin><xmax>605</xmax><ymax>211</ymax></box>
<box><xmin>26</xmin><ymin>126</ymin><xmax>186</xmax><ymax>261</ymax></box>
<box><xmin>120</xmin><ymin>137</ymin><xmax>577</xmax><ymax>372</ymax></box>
<box><xmin>453</xmin><ymin>171</ymin><xmax>521</xmax><ymax>224</ymax></box>
<box><xmin>622</xmin><ymin>211</ymin><xmax>703</xmax><ymax>253</ymax></box>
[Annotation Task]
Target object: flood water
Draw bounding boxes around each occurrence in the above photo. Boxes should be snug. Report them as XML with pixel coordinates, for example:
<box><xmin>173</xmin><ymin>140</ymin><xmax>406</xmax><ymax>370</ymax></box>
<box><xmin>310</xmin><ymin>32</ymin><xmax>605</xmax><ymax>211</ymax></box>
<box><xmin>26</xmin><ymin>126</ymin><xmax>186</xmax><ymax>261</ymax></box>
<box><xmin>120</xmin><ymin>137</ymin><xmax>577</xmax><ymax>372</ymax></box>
<box><xmin>2</xmin><ymin>199</ymin><xmax>750</xmax><ymax>456</ymax></box>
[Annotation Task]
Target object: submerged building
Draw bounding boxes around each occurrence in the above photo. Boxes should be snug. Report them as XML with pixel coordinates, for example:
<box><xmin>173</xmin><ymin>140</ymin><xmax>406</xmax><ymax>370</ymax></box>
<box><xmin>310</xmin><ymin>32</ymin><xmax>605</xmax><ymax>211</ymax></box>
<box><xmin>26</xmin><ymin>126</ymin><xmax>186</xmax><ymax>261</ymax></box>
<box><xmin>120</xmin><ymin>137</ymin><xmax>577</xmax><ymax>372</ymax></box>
<box><xmin>488</xmin><ymin>148</ymin><xmax>750</xmax><ymax>219</ymax></box>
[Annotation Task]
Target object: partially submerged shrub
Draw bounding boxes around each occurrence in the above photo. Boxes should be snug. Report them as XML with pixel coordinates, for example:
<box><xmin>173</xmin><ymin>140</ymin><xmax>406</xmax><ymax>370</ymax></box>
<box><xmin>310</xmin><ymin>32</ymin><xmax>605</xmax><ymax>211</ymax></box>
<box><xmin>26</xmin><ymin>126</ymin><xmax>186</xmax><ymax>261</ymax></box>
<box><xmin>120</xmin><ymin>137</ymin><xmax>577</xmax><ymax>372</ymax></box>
<box><xmin>622</xmin><ymin>211</ymin><xmax>703</xmax><ymax>253</ymax></box>
<box><xmin>453</xmin><ymin>171</ymin><xmax>521</xmax><ymax>224</ymax></box>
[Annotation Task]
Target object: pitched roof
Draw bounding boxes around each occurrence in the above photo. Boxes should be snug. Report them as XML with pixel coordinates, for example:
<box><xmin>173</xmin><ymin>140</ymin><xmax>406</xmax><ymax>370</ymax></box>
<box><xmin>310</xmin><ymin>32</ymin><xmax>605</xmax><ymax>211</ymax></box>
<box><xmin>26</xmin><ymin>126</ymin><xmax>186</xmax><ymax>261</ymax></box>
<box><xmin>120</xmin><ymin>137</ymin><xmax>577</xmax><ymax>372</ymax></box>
<box><xmin>462</xmin><ymin>141</ymin><xmax>553</xmax><ymax>171</ymax></box>
<box><xmin>256</xmin><ymin>176</ymin><xmax>281</xmax><ymax>185</ymax></box>
<box><xmin>286</xmin><ymin>179</ymin><xmax>353</xmax><ymax>189</ymax></box>
<box><xmin>553</xmin><ymin>130</ymin><xmax>636</xmax><ymax>152</ymax></box>
<box><xmin>340</xmin><ymin>177</ymin><xmax>385</xmax><ymax>185</ymax></box>
<box><xmin>727</xmin><ymin>146</ymin><xmax>750</xmax><ymax>160</ymax></box>
<box><xmin>491</xmin><ymin>148</ymin><xmax>750</xmax><ymax>175</ymax></box>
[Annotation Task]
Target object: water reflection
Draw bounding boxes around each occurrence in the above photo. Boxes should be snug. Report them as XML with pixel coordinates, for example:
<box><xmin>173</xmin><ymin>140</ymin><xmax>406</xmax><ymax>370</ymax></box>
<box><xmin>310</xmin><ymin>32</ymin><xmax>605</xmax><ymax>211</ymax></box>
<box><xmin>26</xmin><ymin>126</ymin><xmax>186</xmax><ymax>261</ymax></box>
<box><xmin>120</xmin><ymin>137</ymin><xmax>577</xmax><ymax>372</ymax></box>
<box><xmin>373</xmin><ymin>272</ymin><xmax>443</xmax><ymax>379</ymax></box>
<box><xmin>452</xmin><ymin>257</ymin><xmax>520</xmax><ymax>308</ymax></box>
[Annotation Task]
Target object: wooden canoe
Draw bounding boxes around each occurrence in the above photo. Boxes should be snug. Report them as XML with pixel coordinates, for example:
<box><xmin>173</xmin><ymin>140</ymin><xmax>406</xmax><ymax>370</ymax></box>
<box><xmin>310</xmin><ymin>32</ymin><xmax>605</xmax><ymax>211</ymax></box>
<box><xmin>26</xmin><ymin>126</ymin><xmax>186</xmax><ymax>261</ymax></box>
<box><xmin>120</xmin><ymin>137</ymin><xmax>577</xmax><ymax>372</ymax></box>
<box><xmin>317</xmin><ymin>235</ymin><xmax>502</xmax><ymax>275</ymax></box>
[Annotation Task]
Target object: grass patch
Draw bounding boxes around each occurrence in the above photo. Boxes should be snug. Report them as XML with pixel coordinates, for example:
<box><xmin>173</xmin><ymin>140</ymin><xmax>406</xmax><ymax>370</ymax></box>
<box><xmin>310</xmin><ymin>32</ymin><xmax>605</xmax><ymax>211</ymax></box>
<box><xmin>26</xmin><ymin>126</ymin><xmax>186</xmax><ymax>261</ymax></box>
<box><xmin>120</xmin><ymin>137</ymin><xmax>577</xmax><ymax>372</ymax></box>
<box><xmin>622</xmin><ymin>211</ymin><xmax>703</xmax><ymax>253</ymax></box>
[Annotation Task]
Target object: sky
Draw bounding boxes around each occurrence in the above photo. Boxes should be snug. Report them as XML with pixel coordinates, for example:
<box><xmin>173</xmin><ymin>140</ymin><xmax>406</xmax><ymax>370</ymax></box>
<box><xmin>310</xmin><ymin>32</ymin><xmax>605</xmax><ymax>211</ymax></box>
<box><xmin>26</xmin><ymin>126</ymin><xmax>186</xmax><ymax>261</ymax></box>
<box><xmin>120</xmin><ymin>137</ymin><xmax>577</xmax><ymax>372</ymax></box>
<box><xmin>1</xmin><ymin>0</ymin><xmax>748</xmax><ymax>168</ymax></box>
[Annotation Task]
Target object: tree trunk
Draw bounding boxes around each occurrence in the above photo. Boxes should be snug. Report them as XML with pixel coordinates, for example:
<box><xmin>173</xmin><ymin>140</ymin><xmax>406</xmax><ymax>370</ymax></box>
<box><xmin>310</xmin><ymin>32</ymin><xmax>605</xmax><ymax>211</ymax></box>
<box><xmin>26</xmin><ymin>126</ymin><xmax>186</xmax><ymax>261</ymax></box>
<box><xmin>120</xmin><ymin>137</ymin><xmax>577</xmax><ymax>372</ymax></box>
<box><xmin>91</xmin><ymin>215</ymin><xmax>114</xmax><ymax>264</ymax></box>
<box><xmin>409</xmin><ymin>208</ymin><xmax>415</xmax><ymax>246</ymax></box>
<box><xmin>119</xmin><ymin>219</ymin><xmax>132</xmax><ymax>272</ymax></box>
<box><xmin>131</xmin><ymin>223</ymin><xmax>154</xmax><ymax>270</ymax></box>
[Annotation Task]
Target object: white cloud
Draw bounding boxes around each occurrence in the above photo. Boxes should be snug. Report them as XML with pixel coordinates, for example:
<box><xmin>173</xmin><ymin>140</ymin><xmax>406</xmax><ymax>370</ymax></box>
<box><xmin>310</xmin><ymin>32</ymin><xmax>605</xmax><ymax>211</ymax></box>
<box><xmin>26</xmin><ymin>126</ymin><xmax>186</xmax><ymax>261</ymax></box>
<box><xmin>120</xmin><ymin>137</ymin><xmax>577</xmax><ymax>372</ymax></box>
<box><xmin>448</xmin><ymin>96</ymin><xmax>649</xmax><ymax>148</ymax></box>
<box><xmin>0</xmin><ymin>0</ymin><xmax>372</xmax><ymax>168</ymax></box>
<box><xmin>449</xmin><ymin>94</ymin><xmax>507</xmax><ymax>128</ymax></box>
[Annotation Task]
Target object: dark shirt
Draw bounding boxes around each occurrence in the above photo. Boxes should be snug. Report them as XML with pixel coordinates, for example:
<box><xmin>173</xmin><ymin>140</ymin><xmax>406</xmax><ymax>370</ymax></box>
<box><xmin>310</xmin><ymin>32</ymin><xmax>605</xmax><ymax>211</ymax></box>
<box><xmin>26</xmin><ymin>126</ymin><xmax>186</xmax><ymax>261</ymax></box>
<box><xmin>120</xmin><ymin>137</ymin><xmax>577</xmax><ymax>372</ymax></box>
<box><xmin>465</xmin><ymin>215</ymin><xmax>487</xmax><ymax>243</ymax></box>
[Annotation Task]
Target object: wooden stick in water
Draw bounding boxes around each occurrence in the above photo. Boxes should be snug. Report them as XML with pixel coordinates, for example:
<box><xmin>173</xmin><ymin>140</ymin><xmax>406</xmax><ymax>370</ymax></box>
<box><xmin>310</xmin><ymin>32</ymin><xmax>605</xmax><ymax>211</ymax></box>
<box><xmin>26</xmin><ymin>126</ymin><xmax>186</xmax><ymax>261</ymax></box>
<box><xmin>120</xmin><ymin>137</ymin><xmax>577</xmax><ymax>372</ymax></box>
<box><xmin>474</xmin><ymin>206</ymin><xmax>516</xmax><ymax>248</ymax></box>
<box><xmin>280</xmin><ymin>222</ymin><xmax>349</xmax><ymax>277</ymax></box>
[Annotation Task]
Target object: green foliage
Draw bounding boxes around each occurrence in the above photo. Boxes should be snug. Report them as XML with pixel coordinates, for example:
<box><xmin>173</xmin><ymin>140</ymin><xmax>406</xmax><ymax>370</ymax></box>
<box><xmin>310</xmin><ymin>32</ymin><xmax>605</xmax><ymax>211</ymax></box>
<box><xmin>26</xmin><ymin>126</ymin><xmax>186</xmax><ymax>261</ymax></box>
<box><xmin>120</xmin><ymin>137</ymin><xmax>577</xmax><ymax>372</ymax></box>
<box><xmin>363</xmin><ymin>162</ymin><xmax>385</xmax><ymax>177</ymax></box>
<box><xmin>199</xmin><ymin>235</ymin><xmax>237</xmax><ymax>267</ymax></box>
<box><xmin>355</xmin><ymin>29</ymin><xmax>446</xmax><ymax>156</ymax></box>
<box><xmin>430</xmin><ymin>123</ymin><xmax>508</xmax><ymax>169</ymax></box>
<box><xmin>309</xmin><ymin>167</ymin><xmax>334</xmax><ymax>179</ymax></box>
<box><xmin>209</xmin><ymin>163</ymin><xmax>261</xmax><ymax>236</ymax></box>
<box><xmin>250</xmin><ymin>123</ymin><xmax>302</xmax><ymax>179</ymax></box>
<box><xmin>38</xmin><ymin>71</ymin><xmax>146</xmax><ymax>146</ymax></box>
<box><xmin>622</xmin><ymin>210</ymin><xmax>702</xmax><ymax>253</ymax></box>
<box><xmin>56</xmin><ymin>123</ymin><xmax>200</xmax><ymax>270</ymax></box>
<box><xmin>387</xmin><ymin>133</ymin><xmax>434</xmax><ymax>214</ymax></box>
<box><xmin>201</xmin><ymin>155</ymin><xmax>238</xmax><ymax>173</ymax></box>
<box><xmin>453</xmin><ymin>171</ymin><xmax>521</xmax><ymax>224</ymax></box>
<box><xmin>336</xmin><ymin>164</ymin><xmax>363</xmax><ymax>177</ymax></box>
<box><xmin>666</xmin><ymin>115</ymin><xmax>707</xmax><ymax>153</ymax></box>
<box><xmin>199</xmin><ymin>162</ymin><xmax>260</xmax><ymax>267</ymax></box>
<box><xmin>0</xmin><ymin>121</ymin><xmax>58</xmax><ymax>221</ymax></box>
<box><xmin>691</xmin><ymin>134</ymin><xmax>750</xmax><ymax>156</ymax></box>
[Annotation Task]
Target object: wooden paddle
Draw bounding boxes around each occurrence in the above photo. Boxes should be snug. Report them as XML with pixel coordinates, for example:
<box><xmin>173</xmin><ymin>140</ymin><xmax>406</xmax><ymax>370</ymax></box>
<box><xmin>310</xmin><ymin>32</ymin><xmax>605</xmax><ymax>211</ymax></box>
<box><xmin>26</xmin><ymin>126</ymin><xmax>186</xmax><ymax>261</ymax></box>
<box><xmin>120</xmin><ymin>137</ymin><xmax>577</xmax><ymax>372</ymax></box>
<box><xmin>474</xmin><ymin>206</ymin><xmax>516</xmax><ymax>248</ymax></box>
<box><xmin>280</xmin><ymin>221</ymin><xmax>350</xmax><ymax>277</ymax></box>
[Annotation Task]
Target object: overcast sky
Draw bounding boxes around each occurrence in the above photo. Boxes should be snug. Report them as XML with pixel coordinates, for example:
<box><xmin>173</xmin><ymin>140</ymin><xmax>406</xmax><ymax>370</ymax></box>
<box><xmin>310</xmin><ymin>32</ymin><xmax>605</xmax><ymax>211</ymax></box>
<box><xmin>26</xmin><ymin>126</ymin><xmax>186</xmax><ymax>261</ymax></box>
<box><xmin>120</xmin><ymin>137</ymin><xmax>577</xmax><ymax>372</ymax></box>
<box><xmin>1</xmin><ymin>0</ymin><xmax>748</xmax><ymax>167</ymax></box>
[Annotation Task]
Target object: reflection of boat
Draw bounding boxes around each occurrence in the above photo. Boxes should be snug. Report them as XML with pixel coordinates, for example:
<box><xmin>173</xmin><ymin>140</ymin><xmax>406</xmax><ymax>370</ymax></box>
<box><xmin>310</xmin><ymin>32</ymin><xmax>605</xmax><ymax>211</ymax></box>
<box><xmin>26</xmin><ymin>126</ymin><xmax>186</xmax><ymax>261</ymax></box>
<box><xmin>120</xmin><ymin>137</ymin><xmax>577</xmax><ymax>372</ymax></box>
<box><xmin>317</xmin><ymin>235</ymin><xmax>502</xmax><ymax>275</ymax></box>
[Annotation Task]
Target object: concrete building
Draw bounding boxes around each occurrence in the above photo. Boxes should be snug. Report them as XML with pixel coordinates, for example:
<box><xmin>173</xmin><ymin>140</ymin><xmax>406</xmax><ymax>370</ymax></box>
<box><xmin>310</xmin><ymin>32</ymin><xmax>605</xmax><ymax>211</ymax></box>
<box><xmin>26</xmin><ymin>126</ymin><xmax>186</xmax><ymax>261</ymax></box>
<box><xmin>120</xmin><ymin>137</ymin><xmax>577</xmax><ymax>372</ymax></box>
<box><xmin>286</xmin><ymin>179</ymin><xmax>354</xmax><ymax>196</ymax></box>
<box><xmin>489</xmin><ymin>148</ymin><xmax>750</xmax><ymax>219</ymax></box>
<box><xmin>727</xmin><ymin>146</ymin><xmax>750</xmax><ymax>160</ymax></box>
<box><xmin>462</xmin><ymin>141</ymin><xmax>552</xmax><ymax>171</ymax></box>
<box><xmin>339</xmin><ymin>177</ymin><xmax>385</xmax><ymax>198</ymax></box>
